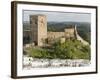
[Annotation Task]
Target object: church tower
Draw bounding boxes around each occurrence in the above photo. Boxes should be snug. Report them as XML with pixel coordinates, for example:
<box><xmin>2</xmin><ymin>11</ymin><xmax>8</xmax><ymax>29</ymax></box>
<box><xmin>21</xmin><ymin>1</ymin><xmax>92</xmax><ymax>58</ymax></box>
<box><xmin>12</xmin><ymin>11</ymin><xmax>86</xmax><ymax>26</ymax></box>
<box><xmin>30</xmin><ymin>15</ymin><xmax>47</xmax><ymax>46</ymax></box>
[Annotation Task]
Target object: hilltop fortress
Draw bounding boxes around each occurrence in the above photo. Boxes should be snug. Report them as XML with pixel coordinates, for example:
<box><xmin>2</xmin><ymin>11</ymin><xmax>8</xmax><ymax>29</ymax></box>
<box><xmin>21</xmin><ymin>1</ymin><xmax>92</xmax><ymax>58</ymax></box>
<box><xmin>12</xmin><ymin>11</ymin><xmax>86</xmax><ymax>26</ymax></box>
<box><xmin>23</xmin><ymin>14</ymin><xmax>89</xmax><ymax>46</ymax></box>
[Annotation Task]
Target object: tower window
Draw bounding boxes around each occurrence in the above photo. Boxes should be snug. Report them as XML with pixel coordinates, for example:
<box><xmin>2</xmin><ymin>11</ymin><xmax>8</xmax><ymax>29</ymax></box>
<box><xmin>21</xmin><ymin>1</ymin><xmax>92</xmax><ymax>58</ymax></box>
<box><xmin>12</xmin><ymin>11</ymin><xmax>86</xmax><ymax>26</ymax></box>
<box><xmin>35</xmin><ymin>20</ymin><xmax>37</xmax><ymax>24</ymax></box>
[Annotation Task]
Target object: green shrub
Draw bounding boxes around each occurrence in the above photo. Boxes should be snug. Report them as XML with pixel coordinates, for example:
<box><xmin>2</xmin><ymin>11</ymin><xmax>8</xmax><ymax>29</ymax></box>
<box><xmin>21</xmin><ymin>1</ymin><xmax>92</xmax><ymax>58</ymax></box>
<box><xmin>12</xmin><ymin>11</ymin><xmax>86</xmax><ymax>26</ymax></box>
<box><xmin>26</xmin><ymin>40</ymin><xmax>90</xmax><ymax>60</ymax></box>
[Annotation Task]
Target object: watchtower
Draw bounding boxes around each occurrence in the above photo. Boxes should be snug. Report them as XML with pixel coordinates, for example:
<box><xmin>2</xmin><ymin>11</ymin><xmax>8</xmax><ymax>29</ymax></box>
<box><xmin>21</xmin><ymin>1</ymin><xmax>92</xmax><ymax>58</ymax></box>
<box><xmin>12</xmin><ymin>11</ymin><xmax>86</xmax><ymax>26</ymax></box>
<box><xmin>30</xmin><ymin>15</ymin><xmax>47</xmax><ymax>46</ymax></box>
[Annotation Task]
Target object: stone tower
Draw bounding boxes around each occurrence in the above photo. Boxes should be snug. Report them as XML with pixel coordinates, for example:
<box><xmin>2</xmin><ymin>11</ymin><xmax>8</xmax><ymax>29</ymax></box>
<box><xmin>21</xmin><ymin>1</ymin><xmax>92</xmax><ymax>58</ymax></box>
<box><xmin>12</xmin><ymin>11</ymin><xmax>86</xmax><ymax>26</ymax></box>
<box><xmin>64</xmin><ymin>25</ymin><xmax>76</xmax><ymax>39</ymax></box>
<box><xmin>30</xmin><ymin>15</ymin><xmax>47</xmax><ymax>46</ymax></box>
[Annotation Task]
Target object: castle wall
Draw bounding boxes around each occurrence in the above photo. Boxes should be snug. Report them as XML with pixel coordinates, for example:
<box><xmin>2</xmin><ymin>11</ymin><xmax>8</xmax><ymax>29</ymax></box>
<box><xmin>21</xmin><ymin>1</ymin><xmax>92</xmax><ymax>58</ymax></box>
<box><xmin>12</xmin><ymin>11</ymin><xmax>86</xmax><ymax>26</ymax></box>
<box><xmin>47</xmin><ymin>32</ymin><xmax>65</xmax><ymax>43</ymax></box>
<box><xmin>47</xmin><ymin>28</ymin><xmax>76</xmax><ymax>43</ymax></box>
<box><xmin>47</xmin><ymin>32</ymin><xmax>65</xmax><ymax>39</ymax></box>
<box><xmin>64</xmin><ymin>28</ymin><xmax>75</xmax><ymax>38</ymax></box>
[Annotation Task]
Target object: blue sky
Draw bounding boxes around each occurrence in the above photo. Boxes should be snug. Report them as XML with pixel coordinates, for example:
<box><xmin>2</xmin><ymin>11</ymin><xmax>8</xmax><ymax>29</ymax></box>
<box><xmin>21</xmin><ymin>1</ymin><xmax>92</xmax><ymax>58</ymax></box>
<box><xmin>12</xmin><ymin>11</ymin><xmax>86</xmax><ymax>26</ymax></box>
<box><xmin>23</xmin><ymin>10</ymin><xmax>91</xmax><ymax>23</ymax></box>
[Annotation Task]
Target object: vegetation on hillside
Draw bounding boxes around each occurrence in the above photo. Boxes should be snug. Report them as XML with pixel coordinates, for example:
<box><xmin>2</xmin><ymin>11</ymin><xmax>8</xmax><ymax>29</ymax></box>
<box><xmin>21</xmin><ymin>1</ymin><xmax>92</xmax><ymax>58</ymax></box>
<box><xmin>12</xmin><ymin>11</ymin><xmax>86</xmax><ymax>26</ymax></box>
<box><xmin>26</xmin><ymin>40</ymin><xmax>90</xmax><ymax>60</ymax></box>
<box><xmin>23</xmin><ymin>21</ymin><xmax>91</xmax><ymax>60</ymax></box>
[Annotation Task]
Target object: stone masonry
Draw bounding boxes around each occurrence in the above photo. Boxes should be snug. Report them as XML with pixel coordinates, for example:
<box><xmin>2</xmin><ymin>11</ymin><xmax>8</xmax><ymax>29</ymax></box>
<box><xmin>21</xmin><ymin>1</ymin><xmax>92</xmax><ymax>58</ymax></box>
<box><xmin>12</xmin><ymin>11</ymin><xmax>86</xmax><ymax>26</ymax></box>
<box><xmin>30</xmin><ymin>15</ymin><xmax>47</xmax><ymax>46</ymax></box>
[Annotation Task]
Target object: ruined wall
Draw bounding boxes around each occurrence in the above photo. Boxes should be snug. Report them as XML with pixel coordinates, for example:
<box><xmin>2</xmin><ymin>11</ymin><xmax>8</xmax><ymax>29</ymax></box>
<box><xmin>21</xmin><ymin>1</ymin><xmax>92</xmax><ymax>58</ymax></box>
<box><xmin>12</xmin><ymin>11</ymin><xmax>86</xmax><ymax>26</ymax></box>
<box><xmin>64</xmin><ymin>28</ymin><xmax>75</xmax><ymax>39</ymax></box>
<box><xmin>47</xmin><ymin>32</ymin><xmax>65</xmax><ymax>43</ymax></box>
<box><xmin>47</xmin><ymin>32</ymin><xmax>65</xmax><ymax>39</ymax></box>
<box><xmin>47</xmin><ymin>28</ymin><xmax>76</xmax><ymax>44</ymax></box>
<box><xmin>47</xmin><ymin>27</ymin><xmax>76</xmax><ymax>42</ymax></box>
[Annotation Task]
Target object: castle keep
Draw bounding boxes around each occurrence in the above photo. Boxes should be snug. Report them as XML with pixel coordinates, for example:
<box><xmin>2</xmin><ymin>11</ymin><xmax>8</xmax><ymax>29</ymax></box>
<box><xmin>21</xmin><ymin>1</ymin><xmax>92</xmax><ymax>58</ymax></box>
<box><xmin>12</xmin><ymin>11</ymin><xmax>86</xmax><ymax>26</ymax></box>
<box><xmin>23</xmin><ymin>15</ymin><xmax>89</xmax><ymax>46</ymax></box>
<box><xmin>30</xmin><ymin>15</ymin><xmax>47</xmax><ymax>46</ymax></box>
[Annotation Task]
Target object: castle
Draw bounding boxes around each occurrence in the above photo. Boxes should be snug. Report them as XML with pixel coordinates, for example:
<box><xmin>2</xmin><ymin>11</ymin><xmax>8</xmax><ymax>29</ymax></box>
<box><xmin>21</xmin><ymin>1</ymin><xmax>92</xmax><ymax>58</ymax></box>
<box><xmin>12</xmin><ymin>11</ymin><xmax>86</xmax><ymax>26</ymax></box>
<box><xmin>23</xmin><ymin>15</ymin><xmax>89</xmax><ymax>46</ymax></box>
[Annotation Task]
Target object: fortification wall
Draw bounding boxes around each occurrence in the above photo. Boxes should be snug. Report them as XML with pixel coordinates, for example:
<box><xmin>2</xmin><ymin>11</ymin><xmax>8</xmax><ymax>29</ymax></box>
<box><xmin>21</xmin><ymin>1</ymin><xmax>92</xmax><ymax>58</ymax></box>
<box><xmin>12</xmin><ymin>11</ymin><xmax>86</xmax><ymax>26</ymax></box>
<box><xmin>47</xmin><ymin>32</ymin><xmax>65</xmax><ymax>39</ymax></box>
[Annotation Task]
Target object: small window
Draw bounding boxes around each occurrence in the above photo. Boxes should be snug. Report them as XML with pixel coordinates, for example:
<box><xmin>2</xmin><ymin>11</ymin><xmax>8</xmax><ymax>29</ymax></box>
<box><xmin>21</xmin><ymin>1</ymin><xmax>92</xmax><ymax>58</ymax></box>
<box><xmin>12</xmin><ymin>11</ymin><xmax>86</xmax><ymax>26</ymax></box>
<box><xmin>35</xmin><ymin>20</ymin><xmax>37</xmax><ymax>24</ymax></box>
